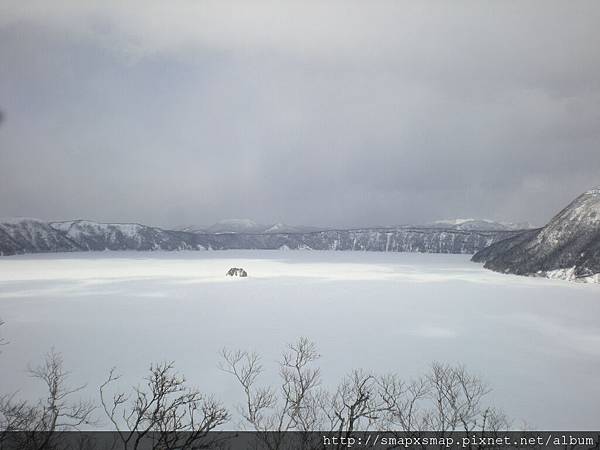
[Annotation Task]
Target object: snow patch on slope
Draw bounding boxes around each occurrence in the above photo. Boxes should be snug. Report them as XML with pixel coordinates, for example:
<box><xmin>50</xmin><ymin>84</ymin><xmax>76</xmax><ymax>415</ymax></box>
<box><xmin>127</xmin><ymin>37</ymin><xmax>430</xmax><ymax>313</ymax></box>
<box><xmin>543</xmin><ymin>267</ymin><xmax>600</xmax><ymax>284</ymax></box>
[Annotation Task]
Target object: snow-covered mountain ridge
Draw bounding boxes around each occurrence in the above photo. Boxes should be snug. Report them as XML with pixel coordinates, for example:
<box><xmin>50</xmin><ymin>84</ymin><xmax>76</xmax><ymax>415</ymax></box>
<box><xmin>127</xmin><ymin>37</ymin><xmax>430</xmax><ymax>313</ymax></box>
<box><xmin>0</xmin><ymin>218</ymin><xmax>522</xmax><ymax>256</ymax></box>
<box><xmin>0</xmin><ymin>218</ymin><xmax>80</xmax><ymax>255</ymax></box>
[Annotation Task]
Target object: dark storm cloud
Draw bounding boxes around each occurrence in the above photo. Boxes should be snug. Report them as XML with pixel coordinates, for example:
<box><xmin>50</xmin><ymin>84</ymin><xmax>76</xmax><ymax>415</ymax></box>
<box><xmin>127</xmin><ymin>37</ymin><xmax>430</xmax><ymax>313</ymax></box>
<box><xmin>1</xmin><ymin>1</ymin><xmax>599</xmax><ymax>228</ymax></box>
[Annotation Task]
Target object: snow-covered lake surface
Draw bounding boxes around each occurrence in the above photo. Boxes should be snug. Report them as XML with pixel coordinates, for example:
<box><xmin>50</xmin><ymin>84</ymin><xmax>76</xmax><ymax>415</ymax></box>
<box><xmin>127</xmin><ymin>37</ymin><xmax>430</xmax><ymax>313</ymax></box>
<box><xmin>0</xmin><ymin>250</ymin><xmax>599</xmax><ymax>429</ymax></box>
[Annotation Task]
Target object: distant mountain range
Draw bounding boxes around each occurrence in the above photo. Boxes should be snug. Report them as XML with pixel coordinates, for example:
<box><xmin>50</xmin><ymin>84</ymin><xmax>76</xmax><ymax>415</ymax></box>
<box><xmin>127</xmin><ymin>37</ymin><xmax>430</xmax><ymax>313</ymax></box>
<box><xmin>175</xmin><ymin>219</ymin><xmax>324</xmax><ymax>234</ymax></box>
<box><xmin>424</xmin><ymin>219</ymin><xmax>533</xmax><ymax>232</ymax></box>
<box><xmin>472</xmin><ymin>189</ymin><xmax>600</xmax><ymax>283</ymax></box>
<box><xmin>177</xmin><ymin>218</ymin><xmax>531</xmax><ymax>234</ymax></box>
<box><xmin>3</xmin><ymin>192</ymin><xmax>598</xmax><ymax>285</ymax></box>
<box><xmin>0</xmin><ymin>218</ymin><xmax>522</xmax><ymax>257</ymax></box>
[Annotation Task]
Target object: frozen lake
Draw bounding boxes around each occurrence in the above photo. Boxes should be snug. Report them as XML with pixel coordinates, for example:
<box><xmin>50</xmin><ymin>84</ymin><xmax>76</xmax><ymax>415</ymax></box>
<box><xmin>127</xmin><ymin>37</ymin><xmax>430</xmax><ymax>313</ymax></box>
<box><xmin>0</xmin><ymin>250</ymin><xmax>599</xmax><ymax>429</ymax></box>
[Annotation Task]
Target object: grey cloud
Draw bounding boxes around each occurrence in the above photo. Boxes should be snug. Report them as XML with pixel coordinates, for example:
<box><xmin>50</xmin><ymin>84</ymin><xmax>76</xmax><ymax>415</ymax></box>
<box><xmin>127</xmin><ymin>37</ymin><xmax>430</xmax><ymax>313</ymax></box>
<box><xmin>0</xmin><ymin>1</ymin><xmax>599</xmax><ymax>228</ymax></box>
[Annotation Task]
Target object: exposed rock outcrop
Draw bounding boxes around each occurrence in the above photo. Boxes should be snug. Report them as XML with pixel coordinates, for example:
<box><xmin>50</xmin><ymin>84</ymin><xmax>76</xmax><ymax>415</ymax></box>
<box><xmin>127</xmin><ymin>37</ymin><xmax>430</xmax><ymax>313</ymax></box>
<box><xmin>226</xmin><ymin>268</ymin><xmax>248</xmax><ymax>277</ymax></box>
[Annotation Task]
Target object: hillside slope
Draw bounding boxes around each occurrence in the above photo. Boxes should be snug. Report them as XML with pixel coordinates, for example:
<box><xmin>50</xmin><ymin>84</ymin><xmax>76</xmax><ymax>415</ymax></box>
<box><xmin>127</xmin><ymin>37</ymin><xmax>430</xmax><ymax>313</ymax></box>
<box><xmin>50</xmin><ymin>220</ymin><xmax>198</xmax><ymax>251</ymax></box>
<box><xmin>0</xmin><ymin>218</ymin><xmax>80</xmax><ymax>255</ymax></box>
<box><xmin>472</xmin><ymin>189</ymin><xmax>600</xmax><ymax>282</ymax></box>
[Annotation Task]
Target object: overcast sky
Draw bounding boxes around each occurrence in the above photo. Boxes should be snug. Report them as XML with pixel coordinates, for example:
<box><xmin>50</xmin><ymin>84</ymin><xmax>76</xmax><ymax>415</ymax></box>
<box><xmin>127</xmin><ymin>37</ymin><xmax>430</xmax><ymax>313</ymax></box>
<box><xmin>1</xmin><ymin>1</ymin><xmax>599</xmax><ymax>228</ymax></box>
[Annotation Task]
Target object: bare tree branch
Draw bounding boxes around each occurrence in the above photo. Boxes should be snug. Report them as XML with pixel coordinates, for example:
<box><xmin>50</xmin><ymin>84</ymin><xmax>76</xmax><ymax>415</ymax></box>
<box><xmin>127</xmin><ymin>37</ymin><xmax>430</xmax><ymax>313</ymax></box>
<box><xmin>100</xmin><ymin>361</ymin><xmax>229</xmax><ymax>450</ymax></box>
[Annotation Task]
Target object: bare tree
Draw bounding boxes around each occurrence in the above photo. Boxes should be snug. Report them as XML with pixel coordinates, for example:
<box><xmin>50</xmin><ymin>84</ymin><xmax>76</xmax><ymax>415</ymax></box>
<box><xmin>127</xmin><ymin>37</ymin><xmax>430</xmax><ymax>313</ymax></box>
<box><xmin>222</xmin><ymin>339</ymin><xmax>510</xmax><ymax>441</ymax></box>
<box><xmin>424</xmin><ymin>362</ymin><xmax>494</xmax><ymax>432</ymax></box>
<box><xmin>221</xmin><ymin>338</ymin><xmax>411</xmax><ymax>449</ymax></box>
<box><xmin>322</xmin><ymin>369</ymin><xmax>387</xmax><ymax>434</ymax></box>
<box><xmin>0</xmin><ymin>332</ymin><xmax>511</xmax><ymax>450</ymax></box>
<box><xmin>100</xmin><ymin>361</ymin><xmax>229</xmax><ymax>450</ymax></box>
<box><xmin>218</xmin><ymin>349</ymin><xmax>273</xmax><ymax>430</ymax></box>
<box><xmin>220</xmin><ymin>337</ymin><xmax>327</xmax><ymax>450</ymax></box>
<box><xmin>0</xmin><ymin>349</ymin><xmax>95</xmax><ymax>449</ymax></box>
<box><xmin>377</xmin><ymin>373</ymin><xmax>430</xmax><ymax>431</ymax></box>
<box><xmin>279</xmin><ymin>338</ymin><xmax>322</xmax><ymax>431</ymax></box>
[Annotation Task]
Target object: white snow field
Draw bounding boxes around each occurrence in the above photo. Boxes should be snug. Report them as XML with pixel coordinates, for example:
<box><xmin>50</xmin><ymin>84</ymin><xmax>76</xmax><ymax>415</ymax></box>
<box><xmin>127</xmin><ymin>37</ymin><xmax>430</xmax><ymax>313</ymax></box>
<box><xmin>0</xmin><ymin>250</ymin><xmax>599</xmax><ymax>429</ymax></box>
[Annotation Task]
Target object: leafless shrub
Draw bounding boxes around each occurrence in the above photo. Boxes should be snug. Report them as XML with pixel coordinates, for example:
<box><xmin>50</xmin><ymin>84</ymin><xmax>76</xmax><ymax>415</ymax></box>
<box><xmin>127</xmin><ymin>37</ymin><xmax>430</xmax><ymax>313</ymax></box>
<box><xmin>100</xmin><ymin>361</ymin><xmax>229</xmax><ymax>450</ymax></box>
